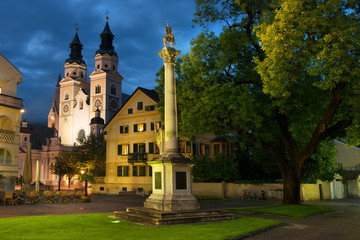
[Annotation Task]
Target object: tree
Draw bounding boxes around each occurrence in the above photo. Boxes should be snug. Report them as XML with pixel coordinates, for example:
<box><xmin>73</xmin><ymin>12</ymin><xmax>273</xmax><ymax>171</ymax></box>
<box><xmin>192</xmin><ymin>154</ymin><xmax>239</xmax><ymax>182</ymax></box>
<box><xmin>165</xmin><ymin>0</ymin><xmax>360</xmax><ymax>204</ymax></box>
<box><xmin>75</xmin><ymin>134</ymin><xmax>106</xmax><ymax>177</ymax></box>
<box><xmin>50</xmin><ymin>151</ymin><xmax>78</xmax><ymax>191</ymax></box>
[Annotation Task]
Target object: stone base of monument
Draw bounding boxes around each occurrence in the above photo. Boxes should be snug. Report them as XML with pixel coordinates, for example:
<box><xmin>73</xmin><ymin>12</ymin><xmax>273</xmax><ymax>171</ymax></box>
<box><xmin>113</xmin><ymin>207</ymin><xmax>235</xmax><ymax>226</ymax></box>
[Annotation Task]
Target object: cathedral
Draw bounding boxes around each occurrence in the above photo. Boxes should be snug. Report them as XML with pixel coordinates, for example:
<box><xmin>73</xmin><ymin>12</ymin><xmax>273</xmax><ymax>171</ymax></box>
<box><xmin>17</xmin><ymin>18</ymin><xmax>130</xmax><ymax>189</ymax></box>
<box><xmin>48</xmin><ymin>18</ymin><xmax>126</xmax><ymax>146</ymax></box>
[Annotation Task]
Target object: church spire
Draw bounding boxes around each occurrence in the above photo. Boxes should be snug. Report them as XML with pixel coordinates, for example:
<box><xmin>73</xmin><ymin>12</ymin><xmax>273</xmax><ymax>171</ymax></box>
<box><xmin>66</xmin><ymin>25</ymin><xmax>85</xmax><ymax>64</ymax></box>
<box><xmin>96</xmin><ymin>11</ymin><xmax>117</xmax><ymax>56</ymax></box>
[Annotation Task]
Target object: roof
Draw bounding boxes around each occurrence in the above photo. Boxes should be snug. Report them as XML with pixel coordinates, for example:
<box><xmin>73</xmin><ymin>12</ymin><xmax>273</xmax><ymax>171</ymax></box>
<box><xmin>100</xmin><ymin>21</ymin><xmax>114</xmax><ymax>37</ymax></box>
<box><xmin>210</xmin><ymin>136</ymin><xmax>228</xmax><ymax>143</ymax></box>
<box><xmin>24</xmin><ymin>124</ymin><xmax>56</xmax><ymax>150</ymax></box>
<box><xmin>70</xmin><ymin>32</ymin><xmax>83</xmax><ymax>46</ymax></box>
<box><xmin>345</xmin><ymin>170</ymin><xmax>360</xmax><ymax>179</ymax></box>
<box><xmin>104</xmin><ymin>87</ymin><xmax>159</xmax><ymax>129</ymax></box>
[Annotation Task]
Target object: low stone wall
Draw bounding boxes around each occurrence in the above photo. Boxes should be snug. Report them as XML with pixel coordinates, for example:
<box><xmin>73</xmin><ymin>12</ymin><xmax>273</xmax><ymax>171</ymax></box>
<box><xmin>193</xmin><ymin>181</ymin><xmax>333</xmax><ymax>201</ymax></box>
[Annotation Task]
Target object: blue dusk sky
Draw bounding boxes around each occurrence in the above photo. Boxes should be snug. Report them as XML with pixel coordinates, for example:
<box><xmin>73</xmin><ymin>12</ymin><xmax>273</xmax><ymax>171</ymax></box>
<box><xmin>0</xmin><ymin>0</ymin><xmax>209</xmax><ymax>125</ymax></box>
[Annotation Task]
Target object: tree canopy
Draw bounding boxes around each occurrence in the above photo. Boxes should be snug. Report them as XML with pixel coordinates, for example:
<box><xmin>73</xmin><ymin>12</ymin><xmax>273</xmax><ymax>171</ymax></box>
<box><xmin>160</xmin><ymin>0</ymin><xmax>360</xmax><ymax>204</ymax></box>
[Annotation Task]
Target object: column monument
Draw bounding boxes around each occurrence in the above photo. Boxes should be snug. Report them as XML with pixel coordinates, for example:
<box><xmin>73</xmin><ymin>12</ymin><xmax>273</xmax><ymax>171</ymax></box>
<box><xmin>143</xmin><ymin>23</ymin><xmax>200</xmax><ymax>211</ymax></box>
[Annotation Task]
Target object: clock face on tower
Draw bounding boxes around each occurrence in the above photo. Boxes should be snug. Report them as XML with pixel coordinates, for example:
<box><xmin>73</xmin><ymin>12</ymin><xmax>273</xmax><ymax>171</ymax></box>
<box><xmin>110</xmin><ymin>99</ymin><xmax>118</xmax><ymax>110</ymax></box>
<box><xmin>63</xmin><ymin>104</ymin><xmax>70</xmax><ymax>114</ymax></box>
<box><xmin>94</xmin><ymin>99</ymin><xmax>102</xmax><ymax>109</ymax></box>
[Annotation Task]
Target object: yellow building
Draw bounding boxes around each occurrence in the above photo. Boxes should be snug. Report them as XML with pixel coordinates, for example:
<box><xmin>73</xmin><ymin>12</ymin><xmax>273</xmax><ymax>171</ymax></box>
<box><xmin>93</xmin><ymin>87</ymin><xmax>233</xmax><ymax>195</ymax></box>
<box><xmin>0</xmin><ymin>54</ymin><xmax>23</xmax><ymax>191</ymax></box>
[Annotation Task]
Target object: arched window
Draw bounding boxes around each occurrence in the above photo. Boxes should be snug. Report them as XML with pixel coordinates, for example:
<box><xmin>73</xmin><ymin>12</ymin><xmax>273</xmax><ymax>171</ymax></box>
<box><xmin>95</xmin><ymin>85</ymin><xmax>101</xmax><ymax>94</ymax></box>
<box><xmin>78</xmin><ymin>129</ymin><xmax>85</xmax><ymax>141</ymax></box>
<box><xmin>111</xmin><ymin>84</ymin><xmax>116</xmax><ymax>95</ymax></box>
<box><xmin>64</xmin><ymin>91</ymin><xmax>69</xmax><ymax>100</ymax></box>
<box><xmin>0</xmin><ymin>148</ymin><xmax>12</xmax><ymax>165</ymax></box>
<box><xmin>80</xmin><ymin>100</ymin><xmax>83</xmax><ymax>110</ymax></box>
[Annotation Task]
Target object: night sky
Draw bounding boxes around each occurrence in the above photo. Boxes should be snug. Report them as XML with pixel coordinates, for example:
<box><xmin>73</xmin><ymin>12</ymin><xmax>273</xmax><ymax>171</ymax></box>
<box><xmin>0</xmin><ymin>0</ymin><xmax>206</xmax><ymax>125</ymax></box>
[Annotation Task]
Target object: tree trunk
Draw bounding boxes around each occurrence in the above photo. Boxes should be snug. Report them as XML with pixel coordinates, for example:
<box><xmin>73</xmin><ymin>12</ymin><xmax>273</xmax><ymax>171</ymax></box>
<box><xmin>58</xmin><ymin>177</ymin><xmax>61</xmax><ymax>191</ymax></box>
<box><xmin>68</xmin><ymin>175</ymin><xmax>72</xmax><ymax>189</ymax></box>
<box><xmin>282</xmin><ymin>167</ymin><xmax>301</xmax><ymax>204</ymax></box>
<box><xmin>84</xmin><ymin>180</ymin><xmax>88</xmax><ymax>196</ymax></box>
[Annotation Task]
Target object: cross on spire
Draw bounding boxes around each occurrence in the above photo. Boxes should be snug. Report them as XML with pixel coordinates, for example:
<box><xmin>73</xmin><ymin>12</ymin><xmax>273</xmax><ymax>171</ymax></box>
<box><xmin>105</xmin><ymin>10</ymin><xmax>110</xmax><ymax>20</ymax></box>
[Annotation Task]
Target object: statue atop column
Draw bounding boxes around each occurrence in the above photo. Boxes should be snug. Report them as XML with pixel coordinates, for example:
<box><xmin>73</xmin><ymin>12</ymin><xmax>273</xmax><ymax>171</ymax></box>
<box><xmin>163</xmin><ymin>20</ymin><xmax>175</xmax><ymax>48</ymax></box>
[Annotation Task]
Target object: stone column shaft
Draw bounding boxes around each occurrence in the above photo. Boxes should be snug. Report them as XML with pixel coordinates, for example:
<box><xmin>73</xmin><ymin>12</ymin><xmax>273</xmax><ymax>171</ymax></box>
<box><xmin>159</xmin><ymin>47</ymin><xmax>181</xmax><ymax>156</ymax></box>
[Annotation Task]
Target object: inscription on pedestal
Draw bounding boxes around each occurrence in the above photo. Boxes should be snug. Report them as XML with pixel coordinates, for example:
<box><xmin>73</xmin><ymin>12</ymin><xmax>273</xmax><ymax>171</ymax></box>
<box><xmin>155</xmin><ymin>172</ymin><xmax>162</xmax><ymax>189</ymax></box>
<box><xmin>176</xmin><ymin>172</ymin><xmax>187</xmax><ymax>190</ymax></box>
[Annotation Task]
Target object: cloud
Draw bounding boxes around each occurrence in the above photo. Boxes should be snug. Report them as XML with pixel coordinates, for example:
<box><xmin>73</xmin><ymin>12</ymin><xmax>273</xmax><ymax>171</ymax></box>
<box><xmin>25</xmin><ymin>31</ymin><xmax>53</xmax><ymax>56</ymax></box>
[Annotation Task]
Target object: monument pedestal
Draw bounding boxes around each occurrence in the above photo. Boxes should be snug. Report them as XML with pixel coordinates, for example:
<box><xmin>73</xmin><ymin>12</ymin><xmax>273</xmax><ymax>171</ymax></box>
<box><xmin>144</xmin><ymin>155</ymin><xmax>200</xmax><ymax>212</ymax></box>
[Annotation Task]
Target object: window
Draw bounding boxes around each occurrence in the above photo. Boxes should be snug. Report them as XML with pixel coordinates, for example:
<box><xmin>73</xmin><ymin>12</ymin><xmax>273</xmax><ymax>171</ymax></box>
<box><xmin>214</xmin><ymin>144</ymin><xmax>221</xmax><ymax>155</ymax></box>
<box><xmin>151</xmin><ymin>121</ymin><xmax>161</xmax><ymax>131</ymax></box>
<box><xmin>149</xmin><ymin>142</ymin><xmax>160</xmax><ymax>154</ymax></box>
<box><xmin>81</xmin><ymin>73</ymin><xmax>84</xmax><ymax>78</ymax></box>
<box><xmin>134</xmin><ymin>123</ymin><xmax>146</xmax><ymax>132</ymax></box>
<box><xmin>64</xmin><ymin>92</ymin><xmax>69</xmax><ymax>100</ymax></box>
<box><xmin>113</xmin><ymin>65</ymin><xmax>115</xmax><ymax>71</ymax></box>
<box><xmin>145</xmin><ymin>105</ymin><xmax>155</xmax><ymax>111</ymax></box>
<box><xmin>97</xmin><ymin>64</ymin><xmax>100</xmax><ymax>69</ymax></box>
<box><xmin>128</xmin><ymin>108</ymin><xmax>133</xmax><ymax>114</ymax></box>
<box><xmin>200</xmin><ymin>144</ymin><xmax>210</xmax><ymax>155</ymax></box>
<box><xmin>104</xmin><ymin>64</ymin><xmax>108</xmax><ymax>68</ymax></box>
<box><xmin>111</xmin><ymin>85</ymin><xmax>116</xmax><ymax>95</ymax></box>
<box><xmin>117</xmin><ymin>144</ymin><xmax>129</xmax><ymax>156</ymax></box>
<box><xmin>133</xmin><ymin>166</ymin><xmax>138</xmax><ymax>176</ymax></box>
<box><xmin>78</xmin><ymin>129</ymin><xmax>85</xmax><ymax>140</ymax></box>
<box><xmin>180</xmin><ymin>141</ymin><xmax>192</xmax><ymax>153</ymax></box>
<box><xmin>132</xmin><ymin>166</ymin><xmax>146</xmax><ymax>177</ymax></box>
<box><xmin>119</xmin><ymin>125</ymin><xmax>128</xmax><ymax>134</ymax></box>
<box><xmin>133</xmin><ymin>143</ymin><xmax>146</xmax><ymax>153</ymax></box>
<box><xmin>139</xmin><ymin>166</ymin><xmax>146</xmax><ymax>176</ymax></box>
<box><xmin>137</xmin><ymin>102</ymin><xmax>143</xmax><ymax>110</ymax></box>
<box><xmin>79</xmin><ymin>100</ymin><xmax>83</xmax><ymax>110</ymax></box>
<box><xmin>24</xmin><ymin>136</ymin><xmax>27</xmax><ymax>141</ymax></box>
<box><xmin>72</xmin><ymin>71</ymin><xmax>76</xmax><ymax>76</ymax></box>
<box><xmin>149</xmin><ymin>166</ymin><xmax>152</xmax><ymax>176</ymax></box>
<box><xmin>0</xmin><ymin>148</ymin><xmax>12</xmax><ymax>165</ymax></box>
<box><xmin>117</xmin><ymin>166</ymin><xmax>129</xmax><ymax>177</ymax></box>
<box><xmin>95</xmin><ymin>85</ymin><xmax>101</xmax><ymax>94</ymax></box>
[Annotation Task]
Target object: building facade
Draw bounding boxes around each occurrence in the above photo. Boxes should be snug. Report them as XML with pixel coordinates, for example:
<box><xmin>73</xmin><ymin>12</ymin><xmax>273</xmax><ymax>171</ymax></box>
<box><xmin>93</xmin><ymin>87</ymin><xmax>233</xmax><ymax>195</ymax></box>
<box><xmin>0</xmin><ymin>54</ymin><xmax>23</xmax><ymax>191</ymax></box>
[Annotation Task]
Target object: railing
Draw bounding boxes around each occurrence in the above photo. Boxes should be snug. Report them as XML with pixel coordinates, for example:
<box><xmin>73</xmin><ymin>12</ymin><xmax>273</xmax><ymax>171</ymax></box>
<box><xmin>128</xmin><ymin>153</ymin><xmax>148</xmax><ymax>162</ymax></box>
<box><xmin>0</xmin><ymin>129</ymin><xmax>15</xmax><ymax>143</ymax></box>
<box><xmin>0</xmin><ymin>94</ymin><xmax>23</xmax><ymax>109</ymax></box>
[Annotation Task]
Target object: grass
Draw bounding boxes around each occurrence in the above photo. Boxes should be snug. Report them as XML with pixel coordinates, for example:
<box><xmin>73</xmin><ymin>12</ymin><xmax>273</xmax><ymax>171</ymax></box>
<box><xmin>0</xmin><ymin>213</ymin><xmax>282</xmax><ymax>240</ymax></box>
<box><xmin>227</xmin><ymin>204</ymin><xmax>333</xmax><ymax>218</ymax></box>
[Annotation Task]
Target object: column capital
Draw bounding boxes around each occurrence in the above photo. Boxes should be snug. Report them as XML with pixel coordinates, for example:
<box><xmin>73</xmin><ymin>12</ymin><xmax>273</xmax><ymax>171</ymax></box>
<box><xmin>159</xmin><ymin>47</ymin><xmax>180</xmax><ymax>64</ymax></box>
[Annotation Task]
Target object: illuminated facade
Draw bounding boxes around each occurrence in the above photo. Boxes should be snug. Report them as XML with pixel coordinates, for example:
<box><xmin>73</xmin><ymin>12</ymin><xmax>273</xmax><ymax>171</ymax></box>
<box><xmin>0</xmin><ymin>54</ymin><xmax>23</xmax><ymax>191</ymax></box>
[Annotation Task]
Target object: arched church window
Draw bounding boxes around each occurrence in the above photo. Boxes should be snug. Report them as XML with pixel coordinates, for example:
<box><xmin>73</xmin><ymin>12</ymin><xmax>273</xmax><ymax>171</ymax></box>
<box><xmin>111</xmin><ymin>85</ymin><xmax>116</xmax><ymax>95</ymax></box>
<box><xmin>112</xmin><ymin>65</ymin><xmax>115</xmax><ymax>71</ymax></box>
<box><xmin>95</xmin><ymin>85</ymin><xmax>101</xmax><ymax>94</ymax></box>
<box><xmin>0</xmin><ymin>148</ymin><xmax>12</xmax><ymax>165</ymax></box>
<box><xmin>64</xmin><ymin>92</ymin><xmax>69</xmax><ymax>100</ymax></box>
<box><xmin>78</xmin><ymin>129</ymin><xmax>85</xmax><ymax>141</ymax></box>
<box><xmin>97</xmin><ymin>64</ymin><xmax>100</xmax><ymax>69</ymax></box>
<box><xmin>80</xmin><ymin>100</ymin><xmax>83</xmax><ymax>110</ymax></box>
<box><xmin>81</xmin><ymin>73</ymin><xmax>84</xmax><ymax>78</ymax></box>
<box><xmin>66</xmin><ymin>72</ymin><xmax>69</xmax><ymax>77</ymax></box>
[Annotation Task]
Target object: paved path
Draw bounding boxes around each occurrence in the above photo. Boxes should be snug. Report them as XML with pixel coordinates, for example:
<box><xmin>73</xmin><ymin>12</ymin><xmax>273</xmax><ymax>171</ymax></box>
<box><xmin>239</xmin><ymin>199</ymin><xmax>360</xmax><ymax>240</ymax></box>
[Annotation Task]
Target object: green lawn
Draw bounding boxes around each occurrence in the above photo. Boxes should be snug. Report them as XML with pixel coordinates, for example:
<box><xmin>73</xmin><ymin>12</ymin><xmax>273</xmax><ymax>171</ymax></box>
<box><xmin>0</xmin><ymin>213</ymin><xmax>282</xmax><ymax>240</ymax></box>
<box><xmin>227</xmin><ymin>204</ymin><xmax>333</xmax><ymax>218</ymax></box>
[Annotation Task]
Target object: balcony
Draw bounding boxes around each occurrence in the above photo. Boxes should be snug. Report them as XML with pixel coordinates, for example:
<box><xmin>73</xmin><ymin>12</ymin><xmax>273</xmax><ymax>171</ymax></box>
<box><xmin>0</xmin><ymin>129</ymin><xmax>15</xmax><ymax>143</ymax></box>
<box><xmin>0</xmin><ymin>94</ymin><xmax>23</xmax><ymax>109</ymax></box>
<box><xmin>128</xmin><ymin>153</ymin><xmax>148</xmax><ymax>163</ymax></box>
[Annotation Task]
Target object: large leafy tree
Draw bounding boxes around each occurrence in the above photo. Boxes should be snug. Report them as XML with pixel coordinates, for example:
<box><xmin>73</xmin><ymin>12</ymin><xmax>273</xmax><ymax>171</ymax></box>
<box><xmin>170</xmin><ymin>0</ymin><xmax>360</xmax><ymax>204</ymax></box>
